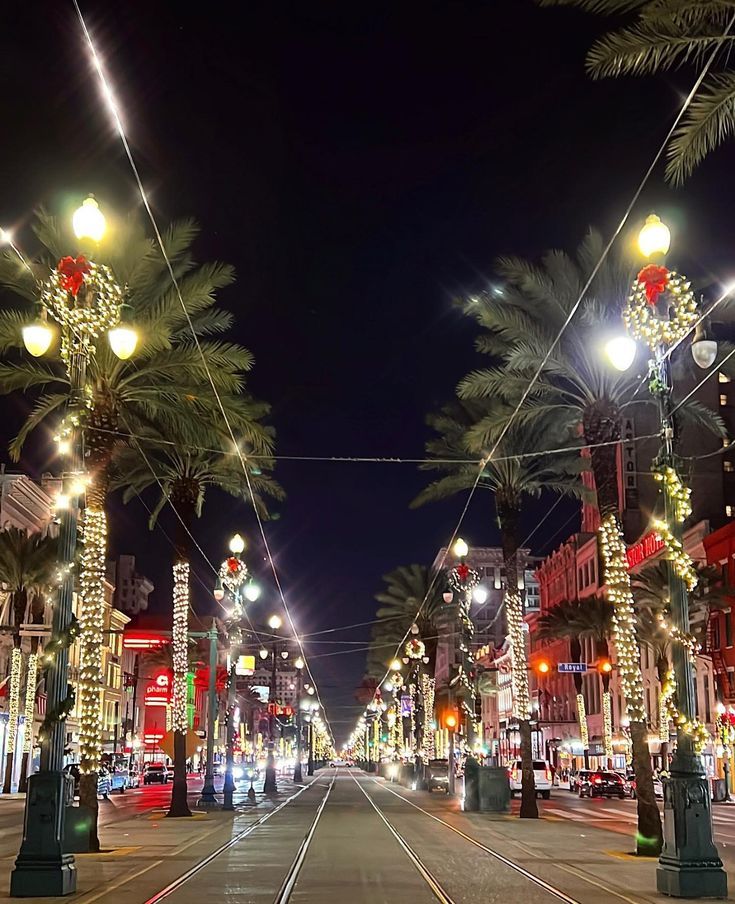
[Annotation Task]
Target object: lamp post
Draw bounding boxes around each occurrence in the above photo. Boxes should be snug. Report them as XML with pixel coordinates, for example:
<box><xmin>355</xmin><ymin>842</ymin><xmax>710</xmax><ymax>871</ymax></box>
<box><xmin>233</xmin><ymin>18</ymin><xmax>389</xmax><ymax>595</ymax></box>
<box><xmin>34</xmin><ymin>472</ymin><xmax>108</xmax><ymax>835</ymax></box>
<box><xmin>214</xmin><ymin>533</ymin><xmax>260</xmax><ymax>812</ymax></box>
<box><xmin>197</xmin><ymin>620</ymin><xmax>219</xmax><ymax>806</ymax></box>
<box><xmin>293</xmin><ymin>657</ymin><xmax>304</xmax><ymax>783</ymax></box>
<box><xmin>11</xmin><ymin>197</ymin><xmax>138</xmax><ymax>898</ymax></box>
<box><xmin>263</xmin><ymin>614</ymin><xmax>282</xmax><ymax>792</ymax></box>
<box><xmin>608</xmin><ymin>214</ymin><xmax>726</xmax><ymax>898</ymax></box>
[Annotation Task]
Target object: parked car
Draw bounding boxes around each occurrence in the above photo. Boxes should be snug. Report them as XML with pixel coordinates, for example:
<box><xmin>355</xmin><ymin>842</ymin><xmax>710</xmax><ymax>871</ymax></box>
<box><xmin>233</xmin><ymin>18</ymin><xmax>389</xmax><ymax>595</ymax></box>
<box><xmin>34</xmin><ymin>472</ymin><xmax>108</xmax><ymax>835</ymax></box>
<box><xmin>624</xmin><ymin>772</ymin><xmax>636</xmax><ymax>798</ymax></box>
<box><xmin>330</xmin><ymin>758</ymin><xmax>347</xmax><ymax>767</ymax></box>
<box><xmin>426</xmin><ymin>758</ymin><xmax>450</xmax><ymax>792</ymax></box>
<box><xmin>569</xmin><ymin>769</ymin><xmax>592</xmax><ymax>793</ymax></box>
<box><xmin>509</xmin><ymin>760</ymin><xmax>552</xmax><ymax>799</ymax></box>
<box><xmin>108</xmin><ymin>768</ymin><xmax>129</xmax><ymax>794</ymax></box>
<box><xmin>579</xmin><ymin>770</ymin><xmax>626</xmax><ymax>799</ymax></box>
<box><xmin>143</xmin><ymin>763</ymin><xmax>169</xmax><ymax>784</ymax></box>
<box><xmin>127</xmin><ymin>767</ymin><xmax>142</xmax><ymax>789</ymax></box>
<box><xmin>625</xmin><ymin>772</ymin><xmax>664</xmax><ymax>799</ymax></box>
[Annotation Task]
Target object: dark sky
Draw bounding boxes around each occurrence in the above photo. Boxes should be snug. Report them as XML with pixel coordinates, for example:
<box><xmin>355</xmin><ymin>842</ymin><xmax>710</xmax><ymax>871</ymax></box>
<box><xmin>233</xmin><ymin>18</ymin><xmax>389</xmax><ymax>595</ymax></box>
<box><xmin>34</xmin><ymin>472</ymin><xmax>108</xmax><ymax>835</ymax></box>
<box><xmin>2</xmin><ymin>1</ymin><xmax>734</xmax><ymax>742</ymax></box>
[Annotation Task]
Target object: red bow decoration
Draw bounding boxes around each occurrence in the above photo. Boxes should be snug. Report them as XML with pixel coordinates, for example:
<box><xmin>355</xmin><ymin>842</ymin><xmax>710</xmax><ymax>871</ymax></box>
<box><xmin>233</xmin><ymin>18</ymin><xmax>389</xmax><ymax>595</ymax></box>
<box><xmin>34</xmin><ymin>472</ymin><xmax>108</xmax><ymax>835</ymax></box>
<box><xmin>637</xmin><ymin>264</ymin><xmax>669</xmax><ymax>306</ymax></box>
<box><xmin>57</xmin><ymin>256</ymin><xmax>91</xmax><ymax>297</ymax></box>
<box><xmin>456</xmin><ymin>563</ymin><xmax>469</xmax><ymax>582</ymax></box>
<box><xmin>226</xmin><ymin>557</ymin><xmax>240</xmax><ymax>573</ymax></box>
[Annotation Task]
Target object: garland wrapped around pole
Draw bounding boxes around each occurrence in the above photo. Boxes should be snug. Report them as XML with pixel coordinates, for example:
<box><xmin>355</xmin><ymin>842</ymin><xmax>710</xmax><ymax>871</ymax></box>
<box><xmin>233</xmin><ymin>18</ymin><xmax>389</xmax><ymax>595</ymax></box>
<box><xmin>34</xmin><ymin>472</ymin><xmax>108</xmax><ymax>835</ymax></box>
<box><xmin>506</xmin><ymin>592</ymin><xmax>530</xmax><ymax>721</ymax></box>
<box><xmin>22</xmin><ymin>653</ymin><xmax>38</xmax><ymax>756</ymax></box>
<box><xmin>602</xmin><ymin>691</ymin><xmax>614</xmax><ymax>762</ymax></box>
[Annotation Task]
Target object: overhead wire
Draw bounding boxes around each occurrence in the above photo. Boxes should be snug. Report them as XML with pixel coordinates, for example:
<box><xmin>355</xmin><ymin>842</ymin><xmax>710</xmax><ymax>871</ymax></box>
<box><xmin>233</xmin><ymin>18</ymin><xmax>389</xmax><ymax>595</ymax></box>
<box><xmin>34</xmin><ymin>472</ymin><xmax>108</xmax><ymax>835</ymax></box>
<box><xmin>347</xmin><ymin>16</ymin><xmax>735</xmax><ymax>739</ymax></box>
<box><xmin>72</xmin><ymin>0</ymin><xmax>333</xmax><ymax>743</ymax></box>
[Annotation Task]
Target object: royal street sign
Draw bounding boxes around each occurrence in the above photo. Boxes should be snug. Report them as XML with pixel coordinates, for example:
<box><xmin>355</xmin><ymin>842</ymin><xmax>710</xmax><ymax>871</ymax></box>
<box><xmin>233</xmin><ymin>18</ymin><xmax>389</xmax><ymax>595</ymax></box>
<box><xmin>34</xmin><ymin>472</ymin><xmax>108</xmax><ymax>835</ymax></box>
<box><xmin>557</xmin><ymin>663</ymin><xmax>588</xmax><ymax>673</ymax></box>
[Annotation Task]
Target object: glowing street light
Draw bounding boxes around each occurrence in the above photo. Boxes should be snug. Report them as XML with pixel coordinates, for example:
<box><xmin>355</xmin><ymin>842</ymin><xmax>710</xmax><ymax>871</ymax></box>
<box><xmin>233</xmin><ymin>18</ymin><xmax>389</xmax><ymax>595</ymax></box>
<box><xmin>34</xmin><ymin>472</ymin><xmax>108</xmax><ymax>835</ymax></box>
<box><xmin>606</xmin><ymin>335</ymin><xmax>637</xmax><ymax>372</ymax></box>
<box><xmin>72</xmin><ymin>196</ymin><xmax>106</xmax><ymax>243</ymax></box>
<box><xmin>638</xmin><ymin>213</ymin><xmax>670</xmax><ymax>259</ymax></box>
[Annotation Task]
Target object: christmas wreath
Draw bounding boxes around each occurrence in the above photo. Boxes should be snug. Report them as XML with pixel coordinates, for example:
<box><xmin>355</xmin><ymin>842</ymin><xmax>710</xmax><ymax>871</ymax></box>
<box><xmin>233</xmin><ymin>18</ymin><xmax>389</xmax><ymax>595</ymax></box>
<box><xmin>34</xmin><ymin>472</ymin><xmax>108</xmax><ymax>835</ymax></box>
<box><xmin>623</xmin><ymin>264</ymin><xmax>697</xmax><ymax>349</ymax></box>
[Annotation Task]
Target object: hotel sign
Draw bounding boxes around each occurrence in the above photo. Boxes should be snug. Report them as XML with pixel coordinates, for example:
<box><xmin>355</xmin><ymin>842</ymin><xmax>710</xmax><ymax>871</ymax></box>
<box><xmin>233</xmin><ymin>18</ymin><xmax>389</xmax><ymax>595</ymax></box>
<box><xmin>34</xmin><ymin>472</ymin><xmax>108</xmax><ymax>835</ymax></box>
<box><xmin>626</xmin><ymin>531</ymin><xmax>665</xmax><ymax>570</ymax></box>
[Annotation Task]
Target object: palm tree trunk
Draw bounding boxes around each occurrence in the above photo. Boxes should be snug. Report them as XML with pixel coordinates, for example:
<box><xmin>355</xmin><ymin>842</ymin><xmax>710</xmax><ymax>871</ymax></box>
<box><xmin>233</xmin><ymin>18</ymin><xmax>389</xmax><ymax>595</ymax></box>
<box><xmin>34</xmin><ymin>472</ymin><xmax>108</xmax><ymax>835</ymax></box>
<box><xmin>18</xmin><ymin>649</ymin><xmax>38</xmax><ymax>794</ymax></box>
<box><xmin>597</xmin><ymin>639</ymin><xmax>614</xmax><ymax>767</ymax></box>
<box><xmin>498</xmin><ymin>496</ymin><xmax>537</xmax><ymax>818</ymax></box>
<box><xmin>2</xmin><ymin>644</ymin><xmax>22</xmax><ymax>794</ymax></box>
<box><xmin>77</xmin><ymin>454</ymin><xmax>113</xmax><ymax>852</ymax></box>
<box><xmin>168</xmin><ymin>488</ymin><xmax>196</xmax><ymax>819</ymax></box>
<box><xmin>584</xmin><ymin>404</ymin><xmax>662</xmax><ymax>855</ymax></box>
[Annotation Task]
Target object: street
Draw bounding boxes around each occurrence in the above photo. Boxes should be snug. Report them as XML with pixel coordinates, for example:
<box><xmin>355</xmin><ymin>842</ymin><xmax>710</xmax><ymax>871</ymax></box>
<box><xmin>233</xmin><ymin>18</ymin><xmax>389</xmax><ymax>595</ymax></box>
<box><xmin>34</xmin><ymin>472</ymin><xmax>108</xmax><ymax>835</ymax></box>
<box><xmin>2</xmin><ymin>769</ymin><xmax>734</xmax><ymax>903</ymax></box>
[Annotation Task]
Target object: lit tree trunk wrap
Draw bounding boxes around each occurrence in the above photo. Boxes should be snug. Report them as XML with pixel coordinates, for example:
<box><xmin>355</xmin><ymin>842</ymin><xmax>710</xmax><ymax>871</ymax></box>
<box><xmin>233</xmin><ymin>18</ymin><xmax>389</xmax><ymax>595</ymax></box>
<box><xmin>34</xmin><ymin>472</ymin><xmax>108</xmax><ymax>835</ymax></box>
<box><xmin>602</xmin><ymin>691</ymin><xmax>613</xmax><ymax>763</ymax></box>
<box><xmin>79</xmin><ymin>507</ymin><xmax>106</xmax><ymax>775</ymax></box>
<box><xmin>18</xmin><ymin>651</ymin><xmax>38</xmax><ymax>794</ymax></box>
<box><xmin>2</xmin><ymin>647</ymin><xmax>23</xmax><ymax>793</ymax></box>
<box><xmin>171</xmin><ymin>562</ymin><xmax>189</xmax><ymax>734</ymax></box>
<box><xmin>498</xmin><ymin>496</ymin><xmax>537</xmax><ymax>819</ymax></box>
<box><xmin>576</xmin><ymin>693</ymin><xmax>589</xmax><ymax>749</ymax></box>
<box><xmin>421</xmin><ymin>674</ymin><xmax>435</xmax><ymax>760</ymax></box>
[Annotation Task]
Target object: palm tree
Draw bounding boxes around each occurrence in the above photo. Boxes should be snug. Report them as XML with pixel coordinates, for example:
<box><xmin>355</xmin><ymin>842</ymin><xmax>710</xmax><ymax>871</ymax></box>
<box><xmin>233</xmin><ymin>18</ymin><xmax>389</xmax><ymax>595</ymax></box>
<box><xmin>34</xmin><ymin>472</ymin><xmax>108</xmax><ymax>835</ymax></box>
<box><xmin>114</xmin><ymin>427</ymin><xmax>283</xmax><ymax>817</ymax></box>
<box><xmin>414</xmin><ymin>401</ymin><xmax>586</xmax><ymax>819</ymax></box>
<box><xmin>0</xmin><ymin>528</ymin><xmax>57</xmax><ymax>794</ymax></box>
<box><xmin>457</xmin><ymin>230</ymin><xmax>724</xmax><ymax>852</ymax></box>
<box><xmin>366</xmin><ymin>565</ymin><xmax>444</xmax><ymax>680</ymax></box>
<box><xmin>0</xmin><ymin>209</ymin><xmax>267</xmax><ymax>843</ymax></box>
<box><xmin>538</xmin><ymin>0</ymin><xmax>735</xmax><ymax>184</ymax></box>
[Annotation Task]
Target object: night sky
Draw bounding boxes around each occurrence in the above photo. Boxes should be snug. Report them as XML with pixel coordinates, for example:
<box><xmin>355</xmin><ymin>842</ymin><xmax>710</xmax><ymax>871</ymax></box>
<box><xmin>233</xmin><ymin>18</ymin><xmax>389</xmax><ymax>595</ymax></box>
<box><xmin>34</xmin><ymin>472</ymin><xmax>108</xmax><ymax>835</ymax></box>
<box><xmin>2</xmin><ymin>2</ymin><xmax>734</xmax><ymax>742</ymax></box>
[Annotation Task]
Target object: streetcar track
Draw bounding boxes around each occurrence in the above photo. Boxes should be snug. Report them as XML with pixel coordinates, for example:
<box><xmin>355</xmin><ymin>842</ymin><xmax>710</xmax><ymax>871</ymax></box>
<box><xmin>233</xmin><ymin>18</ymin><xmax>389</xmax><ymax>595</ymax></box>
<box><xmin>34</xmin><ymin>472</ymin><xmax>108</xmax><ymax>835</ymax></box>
<box><xmin>371</xmin><ymin>778</ymin><xmax>582</xmax><ymax>904</ymax></box>
<box><xmin>349</xmin><ymin>771</ymin><xmax>456</xmax><ymax>904</ymax></box>
<box><xmin>143</xmin><ymin>774</ymin><xmax>332</xmax><ymax>904</ymax></box>
<box><xmin>273</xmin><ymin>772</ymin><xmax>337</xmax><ymax>903</ymax></box>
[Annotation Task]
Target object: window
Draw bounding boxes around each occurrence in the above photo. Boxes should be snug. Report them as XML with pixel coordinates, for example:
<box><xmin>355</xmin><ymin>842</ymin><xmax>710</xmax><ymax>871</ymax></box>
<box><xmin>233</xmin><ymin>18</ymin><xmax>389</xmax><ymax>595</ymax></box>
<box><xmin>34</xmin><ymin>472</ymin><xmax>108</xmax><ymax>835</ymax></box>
<box><xmin>727</xmin><ymin>505</ymin><xmax>734</xmax><ymax>518</ymax></box>
<box><xmin>721</xmin><ymin>394</ymin><xmax>729</xmax><ymax>407</ymax></box>
<box><xmin>726</xmin><ymin>610</ymin><xmax>733</xmax><ymax>648</ymax></box>
<box><xmin>725</xmin><ymin>461</ymin><xmax>735</xmax><ymax>473</ymax></box>
<box><xmin>704</xmin><ymin>673</ymin><xmax>711</xmax><ymax>724</ymax></box>
<box><xmin>720</xmin><ymin>372</ymin><xmax>731</xmax><ymax>383</ymax></box>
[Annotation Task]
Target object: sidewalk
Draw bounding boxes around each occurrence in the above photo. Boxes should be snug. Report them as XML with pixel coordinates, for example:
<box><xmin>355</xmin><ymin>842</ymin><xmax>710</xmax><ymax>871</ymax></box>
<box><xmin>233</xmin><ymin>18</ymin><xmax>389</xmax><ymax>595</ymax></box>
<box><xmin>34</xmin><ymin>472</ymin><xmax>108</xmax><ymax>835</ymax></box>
<box><xmin>0</xmin><ymin>776</ymin><xmax>310</xmax><ymax>904</ymax></box>
<box><xmin>375</xmin><ymin>778</ymin><xmax>735</xmax><ymax>904</ymax></box>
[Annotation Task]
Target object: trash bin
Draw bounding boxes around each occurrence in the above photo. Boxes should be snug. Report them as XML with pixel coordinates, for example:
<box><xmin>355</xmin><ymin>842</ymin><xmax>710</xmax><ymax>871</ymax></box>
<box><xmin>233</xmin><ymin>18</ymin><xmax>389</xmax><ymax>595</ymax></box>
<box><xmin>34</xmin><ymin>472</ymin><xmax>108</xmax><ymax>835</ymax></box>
<box><xmin>478</xmin><ymin>765</ymin><xmax>511</xmax><ymax>812</ymax></box>
<box><xmin>464</xmin><ymin>756</ymin><xmax>480</xmax><ymax>811</ymax></box>
<box><xmin>712</xmin><ymin>778</ymin><xmax>727</xmax><ymax>802</ymax></box>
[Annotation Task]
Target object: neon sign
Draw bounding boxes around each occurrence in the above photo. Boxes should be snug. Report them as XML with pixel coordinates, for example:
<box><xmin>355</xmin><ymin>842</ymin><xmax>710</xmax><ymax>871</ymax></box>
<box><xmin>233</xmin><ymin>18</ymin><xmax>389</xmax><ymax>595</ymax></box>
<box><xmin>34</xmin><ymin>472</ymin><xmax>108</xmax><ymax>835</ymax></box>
<box><xmin>626</xmin><ymin>531</ymin><xmax>665</xmax><ymax>570</ymax></box>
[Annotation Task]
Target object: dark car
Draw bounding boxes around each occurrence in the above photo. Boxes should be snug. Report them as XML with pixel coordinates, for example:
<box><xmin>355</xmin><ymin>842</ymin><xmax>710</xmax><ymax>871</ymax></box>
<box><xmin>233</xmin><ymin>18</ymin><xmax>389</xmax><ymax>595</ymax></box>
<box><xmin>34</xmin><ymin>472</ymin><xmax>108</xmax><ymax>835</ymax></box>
<box><xmin>426</xmin><ymin>758</ymin><xmax>450</xmax><ymax>793</ymax></box>
<box><xmin>143</xmin><ymin>763</ymin><xmax>169</xmax><ymax>784</ymax></box>
<box><xmin>579</xmin><ymin>770</ymin><xmax>626</xmax><ymax>799</ymax></box>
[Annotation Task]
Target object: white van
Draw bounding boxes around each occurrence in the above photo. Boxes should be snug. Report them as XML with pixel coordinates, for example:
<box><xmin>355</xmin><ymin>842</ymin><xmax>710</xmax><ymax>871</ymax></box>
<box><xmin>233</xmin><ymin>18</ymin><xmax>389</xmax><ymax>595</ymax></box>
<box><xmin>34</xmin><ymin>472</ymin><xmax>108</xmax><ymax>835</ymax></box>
<box><xmin>509</xmin><ymin>760</ymin><xmax>552</xmax><ymax>799</ymax></box>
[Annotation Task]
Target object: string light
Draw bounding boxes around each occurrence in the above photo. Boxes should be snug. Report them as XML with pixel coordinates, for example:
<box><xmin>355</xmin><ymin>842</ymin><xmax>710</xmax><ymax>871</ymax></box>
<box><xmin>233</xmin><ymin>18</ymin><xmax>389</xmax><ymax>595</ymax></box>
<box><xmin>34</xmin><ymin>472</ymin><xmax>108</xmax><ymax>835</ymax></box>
<box><xmin>506</xmin><ymin>592</ymin><xmax>530</xmax><ymax>721</ymax></box>
<box><xmin>22</xmin><ymin>652</ymin><xmax>38</xmax><ymax>755</ymax></box>
<box><xmin>660</xmin><ymin>668</ymin><xmax>709</xmax><ymax>753</ymax></box>
<box><xmin>653</xmin><ymin>464</ymin><xmax>692</xmax><ymax>522</ymax></box>
<box><xmin>599</xmin><ymin>514</ymin><xmax>646</xmax><ymax>723</ymax></box>
<box><xmin>78</xmin><ymin>508</ymin><xmax>106</xmax><ymax>774</ymax></box>
<box><xmin>652</xmin><ymin>519</ymin><xmax>698</xmax><ymax>591</ymax></box>
<box><xmin>171</xmin><ymin>562</ymin><xmax>189</xmax><ymax>734</ymax></box>
<box><xmin>577</xmin><ymin>693</ymin><xmax>589</xmax><ymax>749</ymax></box>
<box><xmin>624</xmin><ymin>269</ymin><xmax>698</xmax><ymax>350</ymax></box>
<box><xmin>602</xmin><ymin>691</ymin><xmax>613</xmax><ymax>761</ymax></box>
<box><xmin>6</xmin><ymin>648</ymin><xmax>22</xmax><ymax>758</ymax></box>
<box><xmin>421</xmin><ymin>674</ymin><xmax>435</xmax><ymax>761</ymax></box>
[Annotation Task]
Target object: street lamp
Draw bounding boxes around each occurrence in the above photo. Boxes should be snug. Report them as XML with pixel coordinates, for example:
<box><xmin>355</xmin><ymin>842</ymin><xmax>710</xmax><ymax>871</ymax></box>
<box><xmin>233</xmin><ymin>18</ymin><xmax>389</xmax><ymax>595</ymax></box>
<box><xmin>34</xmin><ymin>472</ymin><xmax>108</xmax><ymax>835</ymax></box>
<box><xmin>12</xmin><ymin>197</ymin><xmax>140</xmax><ymax>897</ymax></box>
<box><xmin>264</xmin><ymin>615</ymin><xmax>282</xmax><ymax>792</ymax></box>
<box><xmin>293</xmin><ymin>657</ymin><xmax>305</xmax><ymax>782</ymax></box>
<box><xmin>611</xmin><ymin>213</ymin><xmax>726</xmax><ymax>898</ymax></box>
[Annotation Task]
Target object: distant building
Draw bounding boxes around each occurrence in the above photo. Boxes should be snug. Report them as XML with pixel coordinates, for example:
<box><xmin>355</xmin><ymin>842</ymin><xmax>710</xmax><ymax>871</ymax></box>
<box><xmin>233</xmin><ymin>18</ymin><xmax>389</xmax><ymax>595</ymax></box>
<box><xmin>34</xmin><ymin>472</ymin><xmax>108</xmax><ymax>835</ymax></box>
<box><xmin>0</xmin><ymin>469</ymin><xmax>58</xmax><ymax>535</ymax></box>
<box><xmin>109</xmin><ymin>555</ymin><xmax>154</xmax><ymax>615</ymax></box>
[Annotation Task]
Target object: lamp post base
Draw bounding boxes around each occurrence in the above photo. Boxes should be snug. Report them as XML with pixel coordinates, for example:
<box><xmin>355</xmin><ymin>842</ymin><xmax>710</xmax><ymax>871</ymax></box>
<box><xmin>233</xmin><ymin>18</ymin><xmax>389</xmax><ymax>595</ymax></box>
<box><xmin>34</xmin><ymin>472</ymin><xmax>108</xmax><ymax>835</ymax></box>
<box><xmin>222</xmin><ymin>776</ymin><xmax>236</xmax><ymax>812</ymax></box>
<box><xmin>263</xmin><ymin>768</ymin><xmax>277</xmax><ymax>792</ymax></box>
<box><xmin>293</xmin><ymin>763</ymin><xmax>303</xmax><ymax>783</ymax></box>
<box><xmin>10</xmin><ymin>772</ymin><xmax>77</xmax><ymax>898</ymax></box>
<box><xmin>657</xmin><ymin>766</ymin><xmax>727</xmax><ymax>899</ymax></box>
<box><xmin>198</xmin><ymin>774</ymin><xmax>218</xmax><ymax>807</ymax></box>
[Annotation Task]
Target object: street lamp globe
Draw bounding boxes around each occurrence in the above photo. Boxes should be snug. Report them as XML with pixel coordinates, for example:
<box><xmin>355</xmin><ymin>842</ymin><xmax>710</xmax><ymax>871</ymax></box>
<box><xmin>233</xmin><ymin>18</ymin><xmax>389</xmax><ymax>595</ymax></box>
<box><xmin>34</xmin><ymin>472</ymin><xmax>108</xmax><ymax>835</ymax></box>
<box><xmin>638</xmin><ymin>213</ymin><xmax>670</xmax><ymax>259</ymax></box>
<box><xmin>73</xmin><ymin>196</ymin><xmax>106</xmax><ymax>242</ymax></box>
<box><xmin>691</xmin><ymin>322</ymin><xmax>718</xmax><ymax>370</ymax></box>
<box><xmin>107</xmin><ymin>324</ymin><xmax>138</xmax><ymax>360</ymax></box>
<box><xmin>473</xmin><ymin>586</ymin><xmax>488</xmax><ymax>605</ymax></box>
<box><xmin>605</xmin><ymin>335</ymin><xmax>637</xmax><ymax>372</ymax></box>
<box><xmin>268</xmin><ymin>614</ymin><xmax>282</xmax><ymax>631</ymax></box>
<box><xmin>259</xmin><ymin>648</ymin><xmax>268</xmax><ymax>660</ymax></box>
<box><xmin>229</xmin><ymin>533</ymin><xmax>245</xmax><ymax>554</ymax></box>
<box><xmin>717</xmin><ymin>702</ymin><xmax>727</xmax><ymax>716</ymax></box>
<box><xmin>213</xmin><ymin>578</ymin><xmax>225</xmax><ymax>602</ymax></box>
<box><xmin>22</xmin><ymin>319</ymin><xmax>54</xmax><ymax>358</ymax></box>
<box><xmin>452</xmin><ymin>537</ymin><xmax>469</xmax><ymax>558</ymax></box>
<box><xmin>280</xmin><ymin>650</ymin><xmax>289</xmax><ymax>659</ymax></box>
<box><xmin>295</xmin><ymin>657</ymin><xmax>304</xmax><ymax>669</ymax></box>
<box><xmin>390</xmin><ymin>659</ymin><xmax>402</xmax><ymax>671</ymax></box>
<box><xmin>244</xmin><ymin>581</ymin><xmax>261</xmax><ymax>602</ymax></box>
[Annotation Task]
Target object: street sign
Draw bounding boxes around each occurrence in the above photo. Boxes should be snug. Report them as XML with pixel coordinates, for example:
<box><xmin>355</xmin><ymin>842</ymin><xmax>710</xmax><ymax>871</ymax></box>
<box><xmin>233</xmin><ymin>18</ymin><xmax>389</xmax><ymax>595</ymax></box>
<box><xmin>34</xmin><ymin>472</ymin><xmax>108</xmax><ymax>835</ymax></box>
<box><xmin>557</xmin><ymin>663</ymin><xmax>588</xmax><ymax>673</ymax></box>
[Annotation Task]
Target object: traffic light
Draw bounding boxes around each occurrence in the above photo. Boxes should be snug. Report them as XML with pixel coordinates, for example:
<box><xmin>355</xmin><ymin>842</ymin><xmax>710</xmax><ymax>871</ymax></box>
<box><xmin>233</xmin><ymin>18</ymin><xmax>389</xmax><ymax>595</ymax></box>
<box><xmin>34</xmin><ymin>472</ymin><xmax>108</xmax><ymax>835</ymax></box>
<box><xmin>441</xmin><ymin>710</ymin><xmax>459</xmax><ymax>730</ymax></box>
<box><xmin>598</xmin><ymin>659</ymin><xmax>613</xmax><ymax>674</ymax></box>
<box><xmin>535</xmin><ymin>660</ymin><xmax>550</xmax><ymax>675</ymax></box>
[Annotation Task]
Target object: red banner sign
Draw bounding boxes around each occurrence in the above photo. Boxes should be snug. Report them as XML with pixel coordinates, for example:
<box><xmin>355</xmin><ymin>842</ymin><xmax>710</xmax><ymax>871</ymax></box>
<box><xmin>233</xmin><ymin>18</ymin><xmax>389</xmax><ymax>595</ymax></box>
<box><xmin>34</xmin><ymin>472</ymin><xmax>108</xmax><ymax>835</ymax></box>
<box><xmin>626</xmin><ymin>531</ymin><xmax>665</xmax><ymax>570</ymax></box>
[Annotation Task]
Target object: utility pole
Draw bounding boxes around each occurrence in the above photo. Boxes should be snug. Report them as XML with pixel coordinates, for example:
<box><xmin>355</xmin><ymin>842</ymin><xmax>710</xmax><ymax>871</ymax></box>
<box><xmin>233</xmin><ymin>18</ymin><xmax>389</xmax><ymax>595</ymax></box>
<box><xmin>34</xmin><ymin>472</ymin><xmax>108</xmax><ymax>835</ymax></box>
<box><xmin>198</xmin><ymin>622</ymin><xmax>219</xmax><ymax>806</ymax></box>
